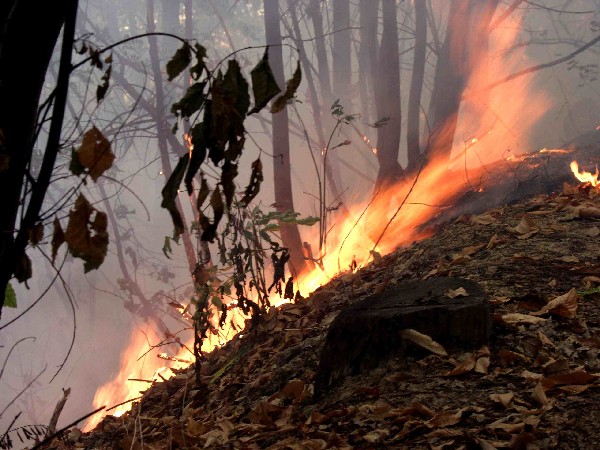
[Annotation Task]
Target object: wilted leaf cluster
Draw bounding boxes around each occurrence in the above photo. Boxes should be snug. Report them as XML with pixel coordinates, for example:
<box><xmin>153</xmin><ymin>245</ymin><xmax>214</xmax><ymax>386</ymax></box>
<box><xmin>162</xmin><ymin>44</ymin><xmax>302</xmax><ymax>242</ymax></box>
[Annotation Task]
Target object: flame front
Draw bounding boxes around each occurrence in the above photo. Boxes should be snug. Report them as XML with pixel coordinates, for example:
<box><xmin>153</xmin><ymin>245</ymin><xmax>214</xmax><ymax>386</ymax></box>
<box><xmin>571</xmin><ymin>161</ymin><xmax>600</xmax><ymax>187</ymax></box>
<box><xmin>86</xmin><ymin>8</ymin><xmax>552</xmax><ymax>431</ymax></box>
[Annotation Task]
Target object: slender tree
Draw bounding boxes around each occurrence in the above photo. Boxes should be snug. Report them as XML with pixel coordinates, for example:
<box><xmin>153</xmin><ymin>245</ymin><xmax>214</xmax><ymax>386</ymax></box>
<box><xmin>264</xmin><ymin>0</ymin><xmax>308</xmax><ymax>276</ymax></box>
<box><xmin>406</xmin><ymin>0</ymin><xmax>427</xmax><ymax>171</ymax></box>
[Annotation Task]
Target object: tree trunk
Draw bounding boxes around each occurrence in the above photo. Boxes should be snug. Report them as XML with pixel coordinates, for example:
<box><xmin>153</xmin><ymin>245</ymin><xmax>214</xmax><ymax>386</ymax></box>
<box><xmin>425</xmin><ymin>0</ymin><xmax>499</xmax><ymax>164</ymax></box>
<box><xmin>358</xmin><ymin>0</ymin><xmax>378</xmax><ymax>122</ymax></box>
<box><xmin>264</xmin><ymin>0</ymin><xmax>308</xmax><ymax>277</ymax></box>
<box><xmin>307</xmin><ymin>0</ymin><xmax>332</xmax><ymax>106</ymax></box>
<box><xmin>0</xmin><ymin>0</ymin><xmax>71</xmax><ymax>313</ymax></box>
<box><xmin>373</xmin><ymin>0</ymin><xmax>403</xmax><ymax>190</ymax></box>
<box><xmin>332</xmin><ymin>0</ymin><xmax>351</xmax><ymax>108</ymax></box>
<box><xmin>406</xmin><ymin>0</ymin><xmax>427</xmax><ymax>171</ymax></box>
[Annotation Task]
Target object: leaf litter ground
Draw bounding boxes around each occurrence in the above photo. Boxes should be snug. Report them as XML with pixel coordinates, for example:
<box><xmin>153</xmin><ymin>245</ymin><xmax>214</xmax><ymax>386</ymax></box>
<box><xmin>47</xmin><ymin>184</ymin><xmax>600</xmax><ymax>449</ymax></box>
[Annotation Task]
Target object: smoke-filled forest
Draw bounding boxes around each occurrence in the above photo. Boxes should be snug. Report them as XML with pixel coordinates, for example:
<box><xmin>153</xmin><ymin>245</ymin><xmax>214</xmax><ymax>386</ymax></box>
<box><xmin>1</xmin><ymin>0</ymin><xmax>600</xmax><ymax>448</ymax></box>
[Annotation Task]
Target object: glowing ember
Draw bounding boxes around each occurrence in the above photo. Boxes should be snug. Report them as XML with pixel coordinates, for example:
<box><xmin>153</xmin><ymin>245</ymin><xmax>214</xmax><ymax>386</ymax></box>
<box><xmin>570</xmin><ymin>160</ymin><xmax>600</xmax><ymax>187</ymax></box>
<box><xmin>184</xmin><ymin>133</ymin><xmax>193</xmax><ymax>155</ymax></box>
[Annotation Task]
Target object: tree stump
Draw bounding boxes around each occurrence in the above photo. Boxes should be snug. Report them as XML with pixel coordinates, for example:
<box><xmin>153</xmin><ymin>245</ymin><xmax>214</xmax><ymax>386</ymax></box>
<box><xmin>314</xmin><ymin>277</ymin><xmax>491</xmax><ymax>396</ymax></box>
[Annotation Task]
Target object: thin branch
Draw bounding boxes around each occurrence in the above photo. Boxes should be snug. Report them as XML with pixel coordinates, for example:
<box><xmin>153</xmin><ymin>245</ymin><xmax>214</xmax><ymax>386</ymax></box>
<box><xmin>478</xmin><ymin>33</ymin><xmax>600</xmax><ymax>93</ymax></box>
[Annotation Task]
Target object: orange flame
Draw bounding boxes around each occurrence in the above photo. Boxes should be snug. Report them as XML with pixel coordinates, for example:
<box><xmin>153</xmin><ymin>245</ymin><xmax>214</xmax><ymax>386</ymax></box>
<box><xmin>86</xmin><ymin>8</ymin><xmax>551</xmax><ymax>432</ymax></box>
<box><xmin>571</xmin><ymin>160</ymin><xmax>600</xmax><ymax>187</ymax></box>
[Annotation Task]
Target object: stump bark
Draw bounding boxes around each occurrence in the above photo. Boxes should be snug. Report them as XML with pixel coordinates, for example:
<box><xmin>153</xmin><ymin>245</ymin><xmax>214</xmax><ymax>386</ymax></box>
<box><xmin>314</xmin><ymin>277</ymin><xmax>491</xmax><ymax>396</ymax></box>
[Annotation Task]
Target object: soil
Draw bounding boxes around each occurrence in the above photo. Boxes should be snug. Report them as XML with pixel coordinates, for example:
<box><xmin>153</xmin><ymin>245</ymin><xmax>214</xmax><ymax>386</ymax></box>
<box><xmin>39</xmin><ymin>182</ymin><xmax>600</xmax><ymax>450</ymax></box>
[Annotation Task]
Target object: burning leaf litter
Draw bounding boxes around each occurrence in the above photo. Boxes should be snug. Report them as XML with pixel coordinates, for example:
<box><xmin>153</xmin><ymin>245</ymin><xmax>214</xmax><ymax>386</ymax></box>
<box><xmin>38</xmin><ymin>179</ymin><xmax>600</xmax><ymax>449</ymax></box>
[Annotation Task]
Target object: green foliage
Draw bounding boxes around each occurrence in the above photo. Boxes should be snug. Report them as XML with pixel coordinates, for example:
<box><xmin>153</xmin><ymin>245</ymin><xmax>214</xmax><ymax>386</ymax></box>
<box><xmin>330</xmin><ymin>99</ymin><xmax>356</xmax><ymax>124</ymax></box>
<box><xmin>4</xmin><ymin>282</ymin><xmax>16</xmax><ymax>308</ymax></box>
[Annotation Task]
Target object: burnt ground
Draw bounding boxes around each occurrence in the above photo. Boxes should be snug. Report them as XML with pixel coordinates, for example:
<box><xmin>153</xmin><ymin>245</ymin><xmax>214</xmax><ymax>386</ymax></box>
<box><xmin>40</xmin><ymin>183</ymin><xmax>600</xmax><ymax>449</ymax></box>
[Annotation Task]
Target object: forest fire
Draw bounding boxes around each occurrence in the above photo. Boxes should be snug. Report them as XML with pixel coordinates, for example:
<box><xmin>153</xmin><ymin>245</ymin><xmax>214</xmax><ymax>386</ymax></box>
<box><xmin>84</xmin><ymin>10</ymin><xmax>551</xmax><ymax>432</ymax></box>
<box><xmin>570</xmin><ymin>160</ymin><xmax>600</xmax><ymax>187</ymax></box>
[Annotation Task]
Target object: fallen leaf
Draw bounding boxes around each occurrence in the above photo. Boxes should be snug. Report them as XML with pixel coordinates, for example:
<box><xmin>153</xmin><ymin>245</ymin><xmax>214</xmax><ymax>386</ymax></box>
<box><xmin>446</xmin><ymin>287</ymin><xmax>469</xmax><ymax>298</ymax></box>
<box><xmin>486</xmin><ymin>233</ymin><xmax>506</xmax><ymax>250</ymax></box>
<box><xmin>362</xmin><ymin>429</ymin><xmax>389</xmax><ymax>444</ymax></box>
<box><xmin>541</xmin><ymin>369</ymin><xmax>596</xmax><ymax>389</ymax></box>
<box><xmin>507</xmin><ymin>215</ymin><xmax>538</xmax><ymax>235</ymax></box>
<box><xmin>585</xmin><ymin>226</ymin><xmax>600</xmax><ymax>237</ymax></box>
<box><xmin>559</xmin><ymin>255</ymin><xmax>580</xmax><ymax>263</ymax></box>
<box><xmin>461</xmin><ymin>244</ymin><xmax>484</xmax><ymax>256</ymax></box>
<box><xmin>471</xmin><ymin>213</ymin><xmax>498</xmax><ymax>225</ymax></box>
<box><xmin>490</xmin><ymin>392</ymin><xmax>514</xmax><ymax>408</ymax></box>
<box><xmin>444</xmin><ymin>354</ymin><xmax>476</xmax><ymax>376</ymax></box>
<box><xmin>487</xmin><ymin>420</ymin><xmax>525</xmax><ymax>434</ymax></box>
<box><xmin>534</xmin><ymin>288</ymin><xmax>579</xmax><ymax>318</ymax></box>
<box><xmin>531</xmin><ymin>383</ymin><xmax>548</xmax><ymax>406</ymax></box>
<box><xmin>475</xmin><ymin>356</ymin><xmax>490</xmax><ymax>374</ymax></box>
<box><xmin>400</xmin><ymin>329</ymin><xmax>448</xmax><ymax>356</ymax></box>
<box><xmin>500</xmin><ymin>313</ymin><xmax>546</xmax><ymax>325</ymax></box>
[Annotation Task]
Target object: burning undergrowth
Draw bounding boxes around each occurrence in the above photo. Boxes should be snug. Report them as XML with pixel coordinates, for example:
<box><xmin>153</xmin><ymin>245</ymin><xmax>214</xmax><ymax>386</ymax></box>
<box><xmin>34</xmin><ymin>170</ymin><xmax>600</xmax><ymax>449</ymax></box>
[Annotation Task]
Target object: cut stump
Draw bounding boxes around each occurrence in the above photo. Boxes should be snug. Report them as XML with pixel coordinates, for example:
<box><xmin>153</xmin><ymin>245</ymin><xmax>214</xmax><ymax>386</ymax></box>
<box><xmin>314</xmin><ymin>277</ymin><xmax>491</xmax><ymax>396</ymax></box>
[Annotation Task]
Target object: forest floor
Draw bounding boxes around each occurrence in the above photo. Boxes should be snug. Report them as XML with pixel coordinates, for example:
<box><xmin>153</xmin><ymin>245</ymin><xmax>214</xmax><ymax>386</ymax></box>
<box><xmin>43</xmin><ymin>181</ymin><xmax>600</xmax><ymax>450</ymax></box>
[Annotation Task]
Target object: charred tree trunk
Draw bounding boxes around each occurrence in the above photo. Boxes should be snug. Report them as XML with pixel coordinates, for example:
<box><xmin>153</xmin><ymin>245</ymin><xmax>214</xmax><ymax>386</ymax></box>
<box><xmin>406</xmin><ymin>0</ymin><xmax>427</xmax><ymax>171</ymax></box>
<box><xmin>0</xmin><ymin>0</ymin><xmax>73</xmax><ymax>313</ymax></box>
<box><xmin>425</xmin><ymin>0</ymin><xmax>499</xmax><ymax>164</ymax></box>
<box><xmin>264</xmin><ymin>0</ymin><xmax>308</xmax><ymax>277</ymax></box>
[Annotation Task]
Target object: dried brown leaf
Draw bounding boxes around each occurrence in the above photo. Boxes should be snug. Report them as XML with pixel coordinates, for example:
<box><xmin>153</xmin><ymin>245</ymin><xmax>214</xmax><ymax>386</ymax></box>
<box><xmin>400</xmin><ymin>329</ymin><xmax>448</xmax><ymax>356</ymax></box>
<box><xmin>490</xmin><ymin>392</ymin><xmax>514</xmax><ymax>408</ymax></box>
<box><xmin>500</xmin><ymin>313</ymin><xmax>546</xmax><ymax>325</ymax></box>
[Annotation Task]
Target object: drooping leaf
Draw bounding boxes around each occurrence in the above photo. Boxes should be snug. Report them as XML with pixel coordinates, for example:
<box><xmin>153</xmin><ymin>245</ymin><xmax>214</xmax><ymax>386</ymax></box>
<box><xmin>240</xmin><ymin>158</ymin><xmax>263</xmax><ymax>207</ymax></box>
<box><xmin>249</xmin><ymin>47</ymin><xmax>281</xmax><ymax>114</ymax></box>
<box><xmin>96</xmin><ymin>63</ymin><xmax>112</xmax><ymax>104</ymax></box>
<box><xmin>28</xmin><ymin>222</ymin><xmax>44</xmax><ymax>245</ymax></box>
<box><xmin>161</xmin><ymin>153</ymin><xmax>190</xmax><ymax>236</ymax></box>
<box><xmin>162</xmin><ymin>236</ymin><xmax>173</xmax><ymax>259</ymax></box>
<box><xmin>69</xmin><ymin>147</ymin><xmax>85</xmax><ymax>176</ymax></box>
<box><xmin>76</xmin><ymin>126</ymin><xmax>115</xmax><ymax>182</ymax></box>
<box><xmin>271</xmin><ymin>61</ymin><xmax>301</xmax><ymax>113</ymax></box>
<box><xmin>51</xmin><ymin>218</ymin><xmax>65</xmax><ymax>263</ymax></box>
<box><xmin>4</xmin><ymin>282</ymin><xmax>16</xmax><ymax>308</ymax></box>
<box><xmin>190</xmin><ymin>43</ymin><xmax>207</xmax><ymax>80</ymax></box>
<box><xmin>220</xmin><ymin>160</ymin><xmax>238</xmax><ymax>209</ymax></box>
<box><xmin>201</xmin><ymin>186</ymin><xmax>224</xmax><ymax>242</ymax></box>
<box><xmin>64</xmin><ymin>194</ymin><xmax>109</xmax><ymax>272</ymax></box>
<box><xmin>204</xmin><ymin>95</ymin><xmax>224</xmax><ymax>165</ymax></box>
<box><xmin>171</xmin><ymin>81</ymin><xmax>207</xmax><ymax>119</ymax></box>
<box><xmin>14</xmin><ymin>252</ymin><xmax>32</xmax><ymax>282</ymax></box>
<box><xmin>166</xmin><ymin>42</ymin><xmax>192</xmax><ymax>81</ymax></box>
<box><xmin>294</xmin><ymin>216</ymin><xmax>320</xmax><ymax>226</ymax></box>
<box><xmin>223</xmin><ymin>59</ymin><xmax>250</xmax><ymax>118</ymax></box>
